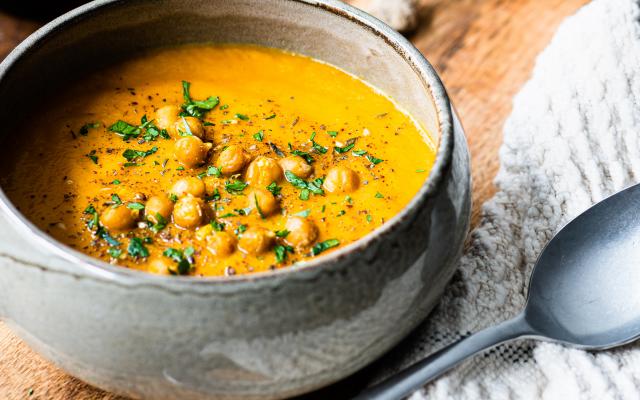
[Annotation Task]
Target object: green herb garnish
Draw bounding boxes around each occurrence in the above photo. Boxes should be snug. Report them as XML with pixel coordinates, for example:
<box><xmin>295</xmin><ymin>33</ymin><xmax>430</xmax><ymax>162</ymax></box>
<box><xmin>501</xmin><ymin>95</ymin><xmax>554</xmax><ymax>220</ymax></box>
<box><xmin>79</xmin><ymin>122</ymin><xmax>100</xmax><ymax>136</ymax></box>
<box><xmin>327</xmin><ymin>131</ymin><xmax>338</xmax><ymax>137</ymax></box>
<box><xmin>150</xmin><ymin>213</ymin><xmax>167</xmax><ymax>233</ymax></box>
<box><xmin>181</xmin><ymin>80</ymin><xmax>219</xmax><ymax>119</ymax></box>
<box><xmin>253</xmin><ymin>130</ymin><xmax>264</xmax><ymax>142</ymax></box>
<box><xmin>163</xmin><ymin>246</ymin><xmax>195</xmax><ymax>275</ymax></box>
<box><xmin>284</xmin><ymin>171</ymin><xmax>324</xmax><ymax>195</ymax></box>
<box><xmin>127</xmin><ymin>237</ymin><xmax>150</xmax><ymax>258</ymax></box>
<box><xmin>266</xmin><ymin>182</ymin><xmax>282</xmax><ymax>196</ymax></box>
<box><xmin>254</xmin><ymin>194</ymin><xmax>265</xmax><ymax>219</ymax></box>
<box><xmin>366</xmin><ymin>154</ymin><xmax>383</xmax><ymax>165</ymax></box>
<box><xmin>334</xmin><ymin>142</ymin><xmax>355</xmax><ymax>154</ymax></box>
<box><xmin>127</xmin><ymin>202</ymin><xmax>145</xmax><ymax>210</ymax></box>
<box><xmin>311</xmin><ymin>239</ymin><xmax>340</xmax><ymax>256</ymax></box>
<box><xmin>225</xmin><ymin>180</ymin><xmax>248</xmax><ymax>194</ymax></box>
<box><xmin>122</xmin><ymin>146</ymin><xmax>158</xmax><ymax>162</ymax></box>
<box><xmin>108</xmin><ymin>247</ymin><xmax>122</xmax><ymax>258</ymax></box>
<box><xmin>375</xmin><ymin>192</ymin><xmax>384</xmax><ymax>199</ymax></box>
<box><xmin>299</xmin><ymin>189</ymin><xmax>310</xmax><ymax>201</ymax></box>
<box><xmin>210</xmin><ymin>220</ymin><xmax>225</xmax><ymax>231</ymax></box>
<box><xmin>274</xmin><ymin>244</ymin><xmax>294</xmax><ymax>263</ymax></box>
<box><xmin>111</xmin><ymin>194</ymin><xmax>122</xmax><ymax>205</ymax></box>
<box><xmin>86</xmin><ymin>150</ymin><xmax>98</xmax><ymax>164</ymax></box>
<box><xmin>295</xmin><ymin>209</ymin><xmax>311</xmax><ymax>218</ymax></box>
<box><xmin>235</xmin><ymin>113</ymin><xmax>250</xmax><ymax>121</ymax></box>
<box><xmin>275</xmin><ymin>229</ymin><xmax>290</xmax><ymax>238</ymax></box>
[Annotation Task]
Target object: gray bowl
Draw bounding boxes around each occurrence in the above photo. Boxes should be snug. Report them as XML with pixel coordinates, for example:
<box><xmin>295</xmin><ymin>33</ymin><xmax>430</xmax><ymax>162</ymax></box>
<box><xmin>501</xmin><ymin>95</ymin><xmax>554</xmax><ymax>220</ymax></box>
<box><xmin>0</xmin><ymin>0</ymin><xmax>471</xmax><ymax>399</ymax></box>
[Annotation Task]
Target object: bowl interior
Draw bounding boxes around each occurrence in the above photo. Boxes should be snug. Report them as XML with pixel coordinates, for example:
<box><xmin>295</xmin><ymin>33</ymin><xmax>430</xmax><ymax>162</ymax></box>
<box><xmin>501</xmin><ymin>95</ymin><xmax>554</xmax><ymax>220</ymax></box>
<box><xmin>0</xmin><ymin>0</ymin><xmax>445</xmax><ymax>280</ymax></box>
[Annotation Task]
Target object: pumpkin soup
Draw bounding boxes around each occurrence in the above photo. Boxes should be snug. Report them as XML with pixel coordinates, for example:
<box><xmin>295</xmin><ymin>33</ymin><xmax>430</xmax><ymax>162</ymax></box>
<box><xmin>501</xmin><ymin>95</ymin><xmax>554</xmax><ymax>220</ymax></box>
<box><xmin>2</xmin><ymin>45</ymin><xmax>436</xmax><ymax>276</ymax></box>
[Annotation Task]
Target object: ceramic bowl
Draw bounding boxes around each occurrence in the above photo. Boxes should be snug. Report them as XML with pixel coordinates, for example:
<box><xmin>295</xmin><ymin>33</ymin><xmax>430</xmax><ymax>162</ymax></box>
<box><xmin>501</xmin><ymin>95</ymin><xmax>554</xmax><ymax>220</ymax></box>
<box><xmin>0</xmin><ymin>0</ymin><xmax>471</xmax><ymax>398</ymax></box>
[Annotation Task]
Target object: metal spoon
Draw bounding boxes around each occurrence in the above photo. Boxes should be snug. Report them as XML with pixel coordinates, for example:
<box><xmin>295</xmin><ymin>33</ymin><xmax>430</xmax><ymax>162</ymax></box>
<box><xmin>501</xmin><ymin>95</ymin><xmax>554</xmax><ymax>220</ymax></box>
<box><xmin>355</xmin><ymin>183</ymin><xmax>640</xmax><ymax>400</ymax></box>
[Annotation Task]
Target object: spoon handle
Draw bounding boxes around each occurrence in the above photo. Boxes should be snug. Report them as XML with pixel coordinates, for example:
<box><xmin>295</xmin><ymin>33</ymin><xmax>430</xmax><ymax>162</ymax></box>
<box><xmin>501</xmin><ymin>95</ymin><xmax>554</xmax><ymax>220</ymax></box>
<box><xmin>354</xmin><ymin>314</ymin><xmax>533</xmax><ymax>400</ymax></box>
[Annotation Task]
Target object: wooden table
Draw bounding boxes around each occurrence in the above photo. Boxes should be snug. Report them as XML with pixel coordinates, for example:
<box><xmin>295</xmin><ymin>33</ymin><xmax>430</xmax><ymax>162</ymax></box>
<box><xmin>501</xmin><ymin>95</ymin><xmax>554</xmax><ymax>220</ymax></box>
<box><xmin>0</xmin><ymin>0</ymin><xmax>588</xmax><ymax>398</ymax></box>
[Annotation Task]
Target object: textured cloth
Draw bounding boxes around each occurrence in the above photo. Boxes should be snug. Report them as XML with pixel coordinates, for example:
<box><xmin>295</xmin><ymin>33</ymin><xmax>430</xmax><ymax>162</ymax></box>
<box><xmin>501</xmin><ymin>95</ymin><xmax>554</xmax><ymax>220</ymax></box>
<box><xmin>371</xmin><ymin>0</ymin><xmax>640</xmax><ymax>398</ymax></box>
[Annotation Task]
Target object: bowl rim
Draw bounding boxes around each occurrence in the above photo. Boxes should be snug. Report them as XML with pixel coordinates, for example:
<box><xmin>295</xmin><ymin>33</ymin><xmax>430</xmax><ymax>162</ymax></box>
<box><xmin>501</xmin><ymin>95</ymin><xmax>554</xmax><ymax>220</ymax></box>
<box><xmin>0</xmin><ymin>0</ymin><xmax>455</xmax><ymax>288</ymax></box>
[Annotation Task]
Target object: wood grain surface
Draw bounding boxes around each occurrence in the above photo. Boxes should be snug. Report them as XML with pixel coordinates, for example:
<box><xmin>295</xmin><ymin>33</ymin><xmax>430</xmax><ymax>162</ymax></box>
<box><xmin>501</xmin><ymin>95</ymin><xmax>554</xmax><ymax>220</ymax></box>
<box><xmin>0</xmin><ymin>0</ymin><xmax>588</xmax><ymax>398</ymax></box>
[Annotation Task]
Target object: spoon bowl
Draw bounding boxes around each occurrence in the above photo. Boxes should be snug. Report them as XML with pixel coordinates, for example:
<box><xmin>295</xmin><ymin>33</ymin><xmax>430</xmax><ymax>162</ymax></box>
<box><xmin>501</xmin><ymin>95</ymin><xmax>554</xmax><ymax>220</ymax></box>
<box><xmin>357</xmin><ymin>183</ymin><xmax>640</xmax><ymax>400</ymax></box>
<box><xmin>525</xmin><ymin>183</ymin><xmax>640</xmax><ymax>349</ymax></box>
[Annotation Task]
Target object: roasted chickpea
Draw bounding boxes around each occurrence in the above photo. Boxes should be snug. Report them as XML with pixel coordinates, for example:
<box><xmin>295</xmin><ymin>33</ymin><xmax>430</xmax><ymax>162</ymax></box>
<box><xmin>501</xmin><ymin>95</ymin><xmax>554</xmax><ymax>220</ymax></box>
<box><xmin>202</xmin><ymin>176</ymin><xmax>223</xmax><ymax>197</ymax></box>
<box><xmin>284</xmin><ymin>216</ymin><xmax>319</xmax><ymax>249</ymax></box>
<box><xmin>171</xmin><ymin>116</ymin><xmax>204</xmax><ymax>138</ymax></box>
<box><xmin>216</xmin><ymin>145</ymin><xmax>250</xmax><ymax>175</ymax></box>
<box><xmin>145</xmin><ymin>195</ymin><xmax>174</xmax><ymax>223</ymax></box>
<box><xmin>247</xmin><ymin>188</ymin><xmax>279</xmax><ymax>217</ymax></box>
<box><xmin>238</xmin><ymin>227</ymin><xmax>275</xmax><ymax>255</ymax></box>
<box><xmin>245</xmin><ymin>156</ymin><xmax>283</xmax><ymax>187</ymax></box>
<box><xmin>205</xmin><ymin>231</ymin><xmax>236</xmax><ymax>257</ymax></box>
<box><xmin>155</xmin><ymin>105</ymin><xmax>180</xmax><ymax>130</ymax></box>
<box><xmin>101</xmin><ymin>205</ymin><xmax>138</xmax><ymax>231</ymax></box>
<box><xmin>170</xmin><ymin>177</ymin><xmax>206</xmax><ymax>198</ymax></box>
<box><xmin>279</xmin><ymin>156</ymin><xmax>313</xmax><ymax>179</ymax></box>
<box><xmin>323</xmin><ymin>166</ymin><xmax>360</xmax><ymax>194</ymax></box>
<box><xmin>174</xmin><ymin>136</ymin><xmax>212</xmax><ymax>168</ymax></box>
<box><xmin>148</xmin><ymin>258</ymin><xmax>172</xmax><ymax>275</ymax></box>
<box><xmin>172</xmin><ymin>195</ymin><xmax>205</xmax><ymax>229</ymax></box>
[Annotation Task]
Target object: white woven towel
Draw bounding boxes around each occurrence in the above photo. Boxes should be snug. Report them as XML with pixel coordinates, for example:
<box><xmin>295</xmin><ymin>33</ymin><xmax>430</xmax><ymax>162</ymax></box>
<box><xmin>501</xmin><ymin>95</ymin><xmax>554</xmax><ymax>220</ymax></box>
<box><xmin>365</xmin><ymin>0</ymin><xmax>640</xmax><ymax>398</ymax></box>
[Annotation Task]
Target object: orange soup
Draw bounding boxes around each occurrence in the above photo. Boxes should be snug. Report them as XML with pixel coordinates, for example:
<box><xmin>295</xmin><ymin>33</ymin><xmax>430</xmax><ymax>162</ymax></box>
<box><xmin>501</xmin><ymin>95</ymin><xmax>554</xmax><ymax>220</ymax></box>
<box><xmin>2</xmin><ymin>45</ymin><xmax>436</xmax><ymax>276</ymax></box>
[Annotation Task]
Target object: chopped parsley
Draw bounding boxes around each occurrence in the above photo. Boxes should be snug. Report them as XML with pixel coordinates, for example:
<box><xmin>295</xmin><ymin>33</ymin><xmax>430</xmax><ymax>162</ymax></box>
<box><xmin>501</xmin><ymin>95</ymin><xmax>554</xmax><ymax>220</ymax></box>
<box><xmin>274</xmin><ymin>244</ymin><xmax>294</xmax><ymax>263</ymax></box>
<box><xmin>150</xmin><ymin>213</ymin><xmax>167</xmax><ymax>233</ymax></box>
<box><xmin>327</xmin><ymin>130</ymin><xmax>338</xmax><ymax>137</ymax></box>
<box><xmin>122</xmin><ymin>146</ymin><xmax>158</xmax><ymax>162</ymax></box>
<box><xmin>290</xmin><ymin>146</ymin><xmax>314</xmax><ymax>164</ymax></box>
<box><xmin>110</xmin><ymin>116</ymin><xmax>168</xmax><ymax>142</ymax></box>
<box><xmin>299</xmin><ymin>189</ymin><xmax>310</xmax><ymax>201</ymax></box>
<box><xmin>210</xmin><ymin>220</ymin><xmax>225</xmax><ymax>231</ymax></box>
<box><xmin>310</xmin><ymin>132</ymin><xmax>328</xmax><ymax>154</ymax></box>
<box><xmin>235</xmin><ymin>224</ymin><xmax>248</xmax><ymax>235</ymax></box>
<box><xmin>284</xmin><ymin>171</ymin><xmax>324</xmax><ymax>195</ymax></box>
<box><xmin>112</xmin><ymin>179</ymin><xmax>121</xmax><ymax>185</ymax></box>
<box><xmin>181</xmin><ymin>80</ymin><xmax>219</xmax><ymax>118</ymax></box>
<box><xmin>352</xmin><ymin>149</ymin><xmax>368</xmax><ymax>156</ymax></box>
<box><xmin>109</xmin><ymin>120</ymin><xmax>141</xmax><ymax>140</ymax></box>
<box><xmin>266</xmin><ymin>182</ymin><xmax>282</xmax><ymax>196</ymax></box>
<box><xmin>208</xmin><ymin>166</ymin><xmax>222</xmax><ymax>177</ymax></box>
<box><xmin>169</xmin><ymin>193</ymin><xmax>178</xmax><ymax>202</ymax></box>
<box><xmin>275</xmin><ymin>229</ymin><xmax>290</xmax><ymax>238</ymax></box>
<box><xmin>254</xmin><ymin>194</ymin><xmax>265</xmax><ymax>219</ymax></box>
<box><xmin>127</xmin><ymin>237</ymin><xmax>150</xmax><ymax>258</ymax></box>
<box><xmin>253</xmin><ymin>130</ymin><xmax>264</xmax><ymax>141</ymax></box>
<box><xmin>235</xmin><ymin>113</ymin><xmax>250</xmax><ymax>121</ymax></box>
<box><xmin>416</xmin><ymin>169</ymin><xmax>426</xmax><ymax>173</ymax></box>
<box><xmin>111</xmin><ymin>194</ymin><xmax>122</xmax><ymax>205</ymax></box>
<box><xmin>225</xmin><ymin>180</ymin><xmax>248</xmax><ymax>194</ymax></box>
<box><xmin>312</xmin><ymin>239</ymin><xmax>340</xmax><ymax>256</ymax></box>
<box><xmin>334</xmin><ymin>142</ymin><xmax>355</xmax><ymax>154</ymax></box>
<box><xmin>375</xmin><ymin>192</ymin><xmax>384</xmax><ymax>199</ymax></box>
<box><xmin>79</xmin><ymin>122</ymin><xmax>100</xmax><ymax>136</ymax></box>
<box><xmin>366</xmin><ymin>154</ymin><xmax>384</xmax><ymax>165</ymax></box>
<box><xmin>366</xmin><ymin>214</ymin><xmax>373</xmax><ymax>223</ymax></box>
<box><xmin>265</xmin><ymin>113</ymin><xmax>276</xmax><ymax>120</ymax></box>
<box><xmin>140</xmin><ymin>115</ymin><xmax>169</xmax><ymax>141</ymax></box>
<box><xmin>163</xmin><ymin>246</ymin><xmax>195</xmax><ymax>275</ymax></box>
<box><xmin>107</xmin><ymin>247</ymin><xmax>122</xmax><ymax>258</ymax></box>
<box><xmin>127</xmin><ymin>202</ymin><xmax>145</xmax><ymax>210</ymax></box>
<box><xmin>86</xmin><ymin>150</ymin><xmax>98</xmax><ymax>164</ymax></box>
